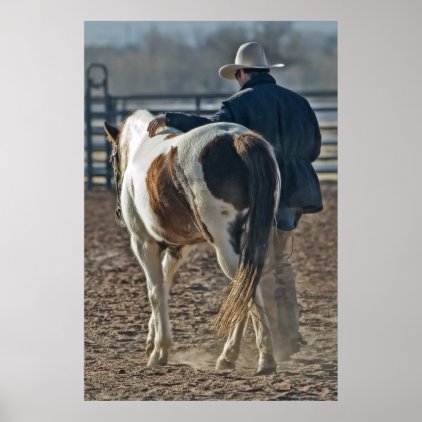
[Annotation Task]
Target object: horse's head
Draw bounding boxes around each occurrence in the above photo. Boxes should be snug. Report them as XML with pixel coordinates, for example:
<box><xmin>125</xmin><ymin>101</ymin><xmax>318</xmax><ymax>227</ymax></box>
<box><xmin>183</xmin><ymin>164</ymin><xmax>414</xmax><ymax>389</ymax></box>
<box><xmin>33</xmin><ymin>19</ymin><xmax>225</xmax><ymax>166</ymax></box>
<box><xmin>104</xmin><ymin>121</ymin><xmax>126</xmax><ymax>227</ymax></box>
<box><xmin>104</xmin><ymin>121</ymin><xmax>119</xmax><ymax>148</ymax></box>
<box><xmin>104</xmin><ymin>121</ymin><xmax>121</xmax><ymax>179</ymax></box>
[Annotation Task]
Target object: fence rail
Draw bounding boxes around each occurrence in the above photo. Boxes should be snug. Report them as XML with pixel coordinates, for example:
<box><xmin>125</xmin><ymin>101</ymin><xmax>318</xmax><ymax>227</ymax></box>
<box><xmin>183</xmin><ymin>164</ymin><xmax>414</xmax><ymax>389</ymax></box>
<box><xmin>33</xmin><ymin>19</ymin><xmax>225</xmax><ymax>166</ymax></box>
<box><xmin>85</xmin><ymin>63</ymin><xmax>337</xmax><ymax>189</ymax></box>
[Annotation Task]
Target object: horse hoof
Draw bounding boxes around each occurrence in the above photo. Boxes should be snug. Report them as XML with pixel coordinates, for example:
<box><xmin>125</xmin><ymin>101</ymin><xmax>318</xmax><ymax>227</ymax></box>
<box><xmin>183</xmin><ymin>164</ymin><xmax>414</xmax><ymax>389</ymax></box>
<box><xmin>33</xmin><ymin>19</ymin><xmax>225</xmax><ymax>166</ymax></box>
<box><xmin>147</xmin><ymin>352</ymin><xmax>168</xmax><ymax>366</ymax></box>
<box><xmin>255</xmin><ymin>365</ymin><xmax>277</xmax><ymax>376</ymax></box>
<box><xmin>255</xmin><ymin>358</ymin><xmax>277</xmax><ymax>375</ymax></box>
<box><xmin>216</xmin><ymin>357</ymin><xmax>236</xmax><ymax>370</ymax></box>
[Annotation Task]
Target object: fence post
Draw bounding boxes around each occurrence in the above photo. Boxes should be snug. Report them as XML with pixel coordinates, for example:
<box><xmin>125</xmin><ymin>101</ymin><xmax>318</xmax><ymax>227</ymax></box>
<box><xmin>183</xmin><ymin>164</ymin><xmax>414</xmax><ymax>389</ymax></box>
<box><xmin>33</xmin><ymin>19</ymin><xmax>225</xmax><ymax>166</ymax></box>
<box><xmin>85</xmin><ymin>64</ymin><xmax>113</xmax><ymax>190</ymax></box>
<box><xmin>85</xmin><ymin>69</ymin><xmax>94</xmax><ymax>189</ymax></box>
<box><xmin>104</xmin><ymin>93</ymin><xmax>114</xmax><ymax>190</ymax></box>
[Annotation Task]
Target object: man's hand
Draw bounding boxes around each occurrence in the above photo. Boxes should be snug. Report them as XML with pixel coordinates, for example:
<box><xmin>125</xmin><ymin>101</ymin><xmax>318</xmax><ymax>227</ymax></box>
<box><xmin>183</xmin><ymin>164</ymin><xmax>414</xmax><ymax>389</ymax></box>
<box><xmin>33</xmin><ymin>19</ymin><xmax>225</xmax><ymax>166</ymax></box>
<box><xmin>147</xmin><ymin>116</ymin><xmax>166</xmax><ymax>138</ymax></box>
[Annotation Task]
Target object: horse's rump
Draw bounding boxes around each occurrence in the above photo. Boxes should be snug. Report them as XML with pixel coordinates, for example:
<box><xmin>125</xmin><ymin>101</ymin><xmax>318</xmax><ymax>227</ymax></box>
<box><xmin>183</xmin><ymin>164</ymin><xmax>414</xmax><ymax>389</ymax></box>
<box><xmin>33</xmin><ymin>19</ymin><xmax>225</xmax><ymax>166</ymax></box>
<box><xmin>198</xmin><ymin>133</ymin><xmax>250</xmax><ymax>211</ymax></box>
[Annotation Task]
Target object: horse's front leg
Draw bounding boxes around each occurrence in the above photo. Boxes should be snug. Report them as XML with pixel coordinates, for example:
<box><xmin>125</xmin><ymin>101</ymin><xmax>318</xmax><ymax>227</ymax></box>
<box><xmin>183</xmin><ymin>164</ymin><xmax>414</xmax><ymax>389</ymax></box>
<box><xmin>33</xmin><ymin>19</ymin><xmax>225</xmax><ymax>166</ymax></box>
<box><xmin>131</xmin><ymin>236</ymin><xmax>172</xmax><ymax>366</ymax></box>
<box><xmin>145</xmin><ymin>246</ymin><xmax>192</xmax><ymax>358</ymax></box>
<box><xmin>146</xmin><ymin>314</ymin><xmax>155</xmax><ymax>358</ymax></box>
<box><xmin>162</xmin><ymin>245</ymin><xmax>193</xmax><ymax>290</ymax></box>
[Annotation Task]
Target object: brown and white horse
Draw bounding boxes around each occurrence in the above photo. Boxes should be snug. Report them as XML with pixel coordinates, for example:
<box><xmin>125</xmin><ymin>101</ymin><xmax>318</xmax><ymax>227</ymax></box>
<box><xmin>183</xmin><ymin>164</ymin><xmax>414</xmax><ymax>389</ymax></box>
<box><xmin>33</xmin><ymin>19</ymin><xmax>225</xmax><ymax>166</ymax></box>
<box><xmin>104</xmin><ymin>109</ymin><xmax>280</xmax><ymax>374</ymax></box>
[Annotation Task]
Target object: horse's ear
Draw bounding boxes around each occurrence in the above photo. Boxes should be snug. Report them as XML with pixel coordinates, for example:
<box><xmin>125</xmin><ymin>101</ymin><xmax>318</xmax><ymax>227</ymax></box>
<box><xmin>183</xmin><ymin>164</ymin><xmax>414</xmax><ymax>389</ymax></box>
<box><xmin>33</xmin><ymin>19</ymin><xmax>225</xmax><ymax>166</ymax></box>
<box><xmin>104</xmin><ymin>122</ymin><xmax>119</xmax><ymax>145</ymax></box>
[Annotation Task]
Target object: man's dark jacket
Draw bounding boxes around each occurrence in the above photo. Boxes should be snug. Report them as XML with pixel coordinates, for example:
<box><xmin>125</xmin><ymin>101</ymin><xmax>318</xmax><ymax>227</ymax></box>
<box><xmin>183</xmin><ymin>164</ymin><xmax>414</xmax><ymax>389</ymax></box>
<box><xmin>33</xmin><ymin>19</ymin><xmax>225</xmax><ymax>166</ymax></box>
<box><xmin>165</xmin><ymin>74</ymin><xmax>323</xmax><ymax>214</ymax></box>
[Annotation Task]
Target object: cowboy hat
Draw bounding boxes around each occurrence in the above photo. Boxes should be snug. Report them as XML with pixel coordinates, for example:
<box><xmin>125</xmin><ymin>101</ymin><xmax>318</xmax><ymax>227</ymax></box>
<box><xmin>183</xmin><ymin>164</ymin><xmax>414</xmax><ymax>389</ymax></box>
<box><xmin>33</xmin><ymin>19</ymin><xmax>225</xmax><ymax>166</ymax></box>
<box><xmin>219</xmin><ymin>41</ymin><xmax>285</xmax><ymax>80</ymax></box>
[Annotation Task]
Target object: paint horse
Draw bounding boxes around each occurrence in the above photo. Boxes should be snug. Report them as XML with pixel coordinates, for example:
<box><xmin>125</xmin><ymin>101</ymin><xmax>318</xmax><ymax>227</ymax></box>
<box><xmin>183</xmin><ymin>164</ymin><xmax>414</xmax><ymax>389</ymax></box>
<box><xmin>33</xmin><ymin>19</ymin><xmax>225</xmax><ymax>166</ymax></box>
<box><xmin>104</xmin><ymin>110</ymin><xmax>281</xmax><ymax>374</ymax></box>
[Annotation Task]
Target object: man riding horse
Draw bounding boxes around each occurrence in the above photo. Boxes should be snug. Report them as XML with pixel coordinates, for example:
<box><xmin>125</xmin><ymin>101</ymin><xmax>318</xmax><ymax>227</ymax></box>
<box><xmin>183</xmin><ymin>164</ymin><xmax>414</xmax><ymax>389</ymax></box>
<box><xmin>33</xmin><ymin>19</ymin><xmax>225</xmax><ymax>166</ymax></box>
<box><xmin>148</xmin><ymin>41</ymin><xmax>323</xmax><ymax>361</ymax></box>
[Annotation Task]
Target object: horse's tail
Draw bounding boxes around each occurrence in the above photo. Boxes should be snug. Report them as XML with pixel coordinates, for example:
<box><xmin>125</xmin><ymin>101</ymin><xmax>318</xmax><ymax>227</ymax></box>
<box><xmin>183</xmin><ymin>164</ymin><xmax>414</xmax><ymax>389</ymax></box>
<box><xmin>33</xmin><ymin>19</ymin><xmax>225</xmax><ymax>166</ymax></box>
<box><xmin>214</xmin><ymin>131</ymin><xmax>280</xmax><ymax>336</ymax></box>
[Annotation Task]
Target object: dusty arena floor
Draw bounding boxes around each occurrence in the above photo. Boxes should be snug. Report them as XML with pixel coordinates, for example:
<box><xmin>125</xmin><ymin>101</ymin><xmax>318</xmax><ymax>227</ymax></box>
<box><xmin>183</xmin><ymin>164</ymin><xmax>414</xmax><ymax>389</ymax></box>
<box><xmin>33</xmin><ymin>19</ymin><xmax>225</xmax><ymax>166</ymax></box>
<box><xmin>84</xmin><ymin>182</ymin><xmax>337</xmax><ymax>401</ymax></box>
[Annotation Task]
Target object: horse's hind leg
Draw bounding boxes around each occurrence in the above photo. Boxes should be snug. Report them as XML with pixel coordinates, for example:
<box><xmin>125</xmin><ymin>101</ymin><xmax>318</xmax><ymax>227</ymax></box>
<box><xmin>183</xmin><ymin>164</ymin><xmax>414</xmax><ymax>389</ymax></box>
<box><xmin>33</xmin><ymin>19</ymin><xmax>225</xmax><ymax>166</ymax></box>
<box><xmin>216</xmin><ymin>317</ymin><xmax>247</xmax><ymax>370</ymax></box>
<box><xmin>212</xmin><ymin>237</ymin><xmax>247</xmax><ymax>370</ymax></box>
<box><xmin>251</xmin><ymin>285</ymin><xmax>277</xmax><ymax>375</ymax></box>
<box><xmin>130</xmin><ymin>236</ymin><xmax>172</xmax><ymax>366</ymax></box>
<box><xmin>212</xmin><ymin>229</ymin><xmax>276</xmax><ymax>374</ymax></box>
<box><xmin>217</xmin><ymin>292</ymin><xmax>277</xmax><ymax>374</ymax></box>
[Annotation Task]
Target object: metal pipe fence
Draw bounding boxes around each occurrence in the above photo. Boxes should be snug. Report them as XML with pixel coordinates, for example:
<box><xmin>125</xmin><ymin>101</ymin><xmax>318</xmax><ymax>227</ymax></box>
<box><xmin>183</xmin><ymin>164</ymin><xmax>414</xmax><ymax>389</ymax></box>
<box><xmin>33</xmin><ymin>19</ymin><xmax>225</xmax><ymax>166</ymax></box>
<box><xmin>85</xmin><ymin>63</ymin><xmax>337</xmax><ymax>189</ymax></box>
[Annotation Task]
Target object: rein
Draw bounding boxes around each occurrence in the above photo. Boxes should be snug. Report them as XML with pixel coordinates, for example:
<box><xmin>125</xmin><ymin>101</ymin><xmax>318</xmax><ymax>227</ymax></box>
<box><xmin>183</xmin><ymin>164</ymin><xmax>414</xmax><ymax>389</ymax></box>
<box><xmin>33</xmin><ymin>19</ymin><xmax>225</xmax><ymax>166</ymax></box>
<box><xmin>110</xmin><ymin>144</ymin><xmax>125</xmax><ymax>226</ymax></box>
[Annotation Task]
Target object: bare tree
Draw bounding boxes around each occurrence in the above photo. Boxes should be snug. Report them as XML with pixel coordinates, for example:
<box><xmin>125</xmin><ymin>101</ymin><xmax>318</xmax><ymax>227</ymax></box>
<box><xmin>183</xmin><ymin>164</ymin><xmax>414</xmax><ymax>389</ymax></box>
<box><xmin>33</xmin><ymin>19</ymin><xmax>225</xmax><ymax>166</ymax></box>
<box><xmin>85</xmin><ymin>23</ymin><xmax>337</xmax><ymax>94</ymax></box>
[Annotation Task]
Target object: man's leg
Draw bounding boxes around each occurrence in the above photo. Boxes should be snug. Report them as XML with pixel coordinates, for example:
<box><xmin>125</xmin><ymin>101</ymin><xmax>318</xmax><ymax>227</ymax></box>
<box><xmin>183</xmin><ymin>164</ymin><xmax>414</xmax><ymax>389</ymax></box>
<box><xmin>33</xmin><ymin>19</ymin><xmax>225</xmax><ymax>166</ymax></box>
<box><xmin>260</xmin><ymin>208</ymin><xmax>301</xmax><ymax>362</ymax></box>
<box><xmin>272</xmin><ymin>229</ymin><xmax>300</xmax><ymax>361</ymax></box>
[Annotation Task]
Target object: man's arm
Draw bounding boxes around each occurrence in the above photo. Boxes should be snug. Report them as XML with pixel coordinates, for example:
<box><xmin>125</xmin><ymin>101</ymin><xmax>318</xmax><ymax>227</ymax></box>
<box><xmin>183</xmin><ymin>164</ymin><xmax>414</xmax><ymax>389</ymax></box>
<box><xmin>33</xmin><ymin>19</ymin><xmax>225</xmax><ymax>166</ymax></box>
<box><xmin>148</xmin><ymin>103</ymin><xmax>234</xmax><ymax>137</ymax></box>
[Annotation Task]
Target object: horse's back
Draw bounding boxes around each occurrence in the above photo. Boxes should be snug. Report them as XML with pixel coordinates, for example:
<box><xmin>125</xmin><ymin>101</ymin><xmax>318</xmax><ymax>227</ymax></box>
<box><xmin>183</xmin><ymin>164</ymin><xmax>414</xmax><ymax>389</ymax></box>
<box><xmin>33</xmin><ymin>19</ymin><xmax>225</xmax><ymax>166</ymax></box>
<box><xmin>175</xmin><ymin>122</ymin><xmax>249</xmax><ymax>165</ymax></box>
<box><xmin>125</xmin><ymin>112</ymin><xmax>248</xmax><ymax>171</ymax></box>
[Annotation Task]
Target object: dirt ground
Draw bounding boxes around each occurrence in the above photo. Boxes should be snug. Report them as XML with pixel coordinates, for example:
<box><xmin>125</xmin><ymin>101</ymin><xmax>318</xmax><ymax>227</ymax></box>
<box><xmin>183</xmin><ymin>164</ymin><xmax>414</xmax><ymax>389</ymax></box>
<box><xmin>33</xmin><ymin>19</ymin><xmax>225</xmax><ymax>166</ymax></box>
<box><xmin>84</xmin><ymin>182</ymin><xmax>337</xmax><ymax>401</ymax></box>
